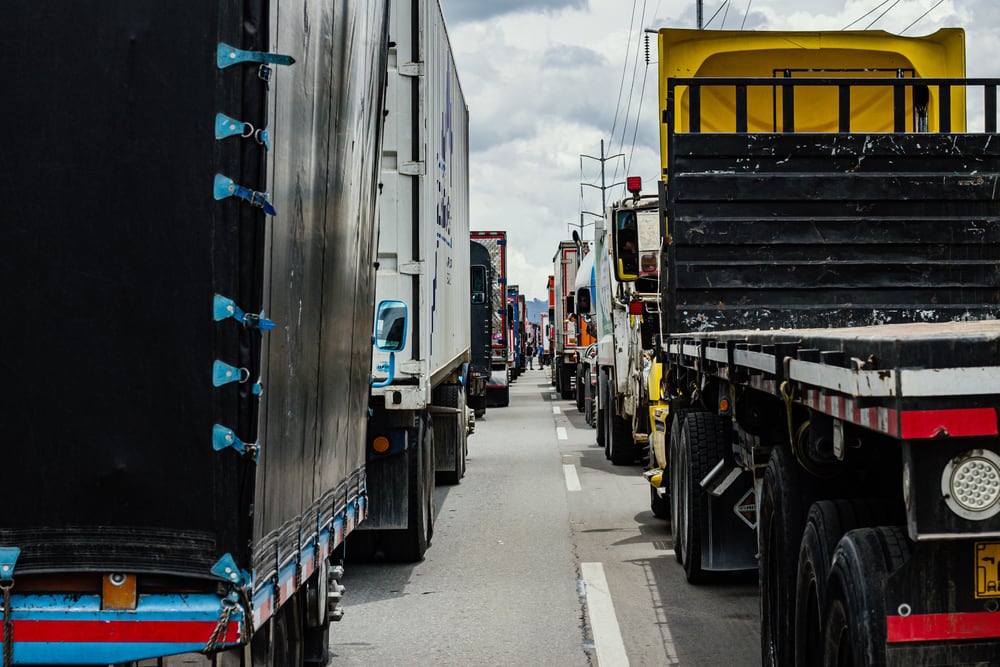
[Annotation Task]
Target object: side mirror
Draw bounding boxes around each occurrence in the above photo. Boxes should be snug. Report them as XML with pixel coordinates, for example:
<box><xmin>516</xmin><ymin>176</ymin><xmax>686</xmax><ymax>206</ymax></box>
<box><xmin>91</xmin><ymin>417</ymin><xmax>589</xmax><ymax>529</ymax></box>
<box><xmin>613</xmin><ymin>210</ymin><xmax>639</xmax><ymax>282</ymax></box>
<box><xmin>372</xmin><ymin>300</ymin><xmax>407</xmax><ymax>388</ymax></box>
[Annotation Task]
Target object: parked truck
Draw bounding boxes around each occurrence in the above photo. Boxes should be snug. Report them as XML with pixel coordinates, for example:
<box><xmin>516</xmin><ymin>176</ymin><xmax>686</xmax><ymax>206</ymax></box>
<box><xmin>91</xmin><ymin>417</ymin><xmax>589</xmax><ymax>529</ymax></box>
<box><xmin>635</xmin><ymin>27</ymin><xmax>1000</xmax><ymax>665</ymax></box>
<box><xmin>553</xmin><ymin>241</ymin><xmax>582</xmax><ymax>399</ymax></box>
<box><xmin>468</xmin><ymin>240</ymin><xmax>494</xmax><ymax>419</ymax></box>
<box><xmin>358</xmin><ymin>0</ymin><xmax>471</xmax><ymax>562</ymax></box>
<box><xmin>472</xmin><ymin>230</ymin><xmax>511</xmax><ymax>407</ymax></box>
<box><xmin>0</xmin><ymin>1</ymin><xmax>389</xmax><ymax>663</ymax></box>
<box><xmin>593</xmin><ymin>180</ymin><xmax>668</xmax><ymax>468</ymax></box>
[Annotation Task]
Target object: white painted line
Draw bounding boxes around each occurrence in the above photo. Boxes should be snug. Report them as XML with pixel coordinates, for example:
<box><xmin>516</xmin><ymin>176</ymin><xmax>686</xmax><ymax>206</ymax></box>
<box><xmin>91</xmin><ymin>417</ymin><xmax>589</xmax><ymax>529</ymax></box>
<box><xmin>563</xmin><ymin>464</ymin><xmax>581</xmax><ymax>491</ymax></box>
<box><xmin>663</xmin><ymin>549</ymin><xmax>675</xmax><ymax>556</ymax></box>
<box><xmin>551</xmin><ymin>393</ymin><xmax>559</xmax><ymax>400</ymax></box>
<box><xmin>553</xmin><ymin>406</ymin><xmax>562</xmax><ymax>415</ymax></box>
<box><xmin>581</xmin><ymin>562</ymin><xmax>629</xmax><ymax>667</ymax></box>
<box><xmin>556</xmin><ymin>427</ymin><xmax>568</xmax><ymax>440</ymax></box>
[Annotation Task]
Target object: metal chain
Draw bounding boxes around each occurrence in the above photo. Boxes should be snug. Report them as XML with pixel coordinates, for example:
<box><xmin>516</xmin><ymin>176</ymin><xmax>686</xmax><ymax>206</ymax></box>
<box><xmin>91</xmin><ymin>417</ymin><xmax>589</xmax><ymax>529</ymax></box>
<box><xmin>2</xmin><ymin>581</ymin><xmax>13</xmax><ymax>667</ymax></box>
<box><xmin>201</xmin><ymin>597</ymin><xmax>234</xmax><ymax>654</ymax></box>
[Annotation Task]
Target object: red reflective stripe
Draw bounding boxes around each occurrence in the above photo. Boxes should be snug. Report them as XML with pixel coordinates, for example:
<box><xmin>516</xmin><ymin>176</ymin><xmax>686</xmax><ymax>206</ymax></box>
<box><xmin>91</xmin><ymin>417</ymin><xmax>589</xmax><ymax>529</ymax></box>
<box><xmin>1</xmin><ymin>620</ymin><xmax>240</xmax><ymax>643</ymax></box>
<box><xmin>887</xmin><ymin>611</ymin><xmax>1000</xmax><ymax>642</ymax></box>
<box><xmin>900</xmin><ymin>408</ymin><xmax>998</xmax><ymax>439</ymax></box>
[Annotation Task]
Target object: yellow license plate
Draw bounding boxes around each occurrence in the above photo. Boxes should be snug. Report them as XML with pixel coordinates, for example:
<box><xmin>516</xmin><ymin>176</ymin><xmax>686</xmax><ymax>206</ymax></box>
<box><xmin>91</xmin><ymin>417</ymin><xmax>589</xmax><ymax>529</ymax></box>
<box><xmin>975</xmin><ymin>542</ymin><xmax>1000</xmax><ymax>599</ymax></box>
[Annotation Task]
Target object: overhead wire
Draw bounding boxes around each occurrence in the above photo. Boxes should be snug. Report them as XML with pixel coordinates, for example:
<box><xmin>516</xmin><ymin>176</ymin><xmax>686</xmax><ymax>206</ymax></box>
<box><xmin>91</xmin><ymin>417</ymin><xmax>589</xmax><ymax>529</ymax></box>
<box><xmin>900</xmin><ymin>0</ymin><xmax>946</xmax><ymax>34</ymax></box>
<box><xmin>865</xmin><ymin>0</ymin><xmax>901</xmax><ymax>30</ymax></box>
<box><xmin>741</xmin><ymin>0</ymin><xmax>752</xmax><ymax>30</ymax></box>
<box><xmin>611</xmin><ymin>0</ymin><xmax>648</xmax><ymax>196</ymax></box>
<box><xmin>606</xmin><ymin>0</ymin><xmax>639</xmax><ymax>153</ymax></box>
<box><xmin>702</xmin><ymin>0</ymin><xmax>730</xmax><ymax>30</ymax></box>
<box><xmin>842</xmin><ymin>0</ymin><xmax>891</xmax><ymax>30</ymax></box>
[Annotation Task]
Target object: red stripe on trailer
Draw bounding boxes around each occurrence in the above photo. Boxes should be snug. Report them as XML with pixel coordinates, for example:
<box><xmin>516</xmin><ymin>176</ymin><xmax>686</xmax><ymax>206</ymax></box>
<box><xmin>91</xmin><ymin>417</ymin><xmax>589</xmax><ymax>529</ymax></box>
<box><xmin>2</xmin><ymin>620</ymin><xmax>240</xmax><ymax>643</ymax></box>
<box><xmin>801</xmin><ymin>390</ymin><xmax>900</xmax><ymax>438</ymax></box>
<box><xmin>900</xmin><ymin>408</ymin><xmax>998</xmax><ymax>439</ymax></box>
<box><xmin>887</xmin><ymin>611</ymin><xmax>1000</xmax><ymax>642</ymax></box>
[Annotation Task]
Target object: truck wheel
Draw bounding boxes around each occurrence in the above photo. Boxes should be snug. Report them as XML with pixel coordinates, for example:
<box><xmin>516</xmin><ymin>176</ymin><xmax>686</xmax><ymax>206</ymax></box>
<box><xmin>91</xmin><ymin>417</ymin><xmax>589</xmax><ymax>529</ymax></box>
<box><xmin>434</xmin><ymin>385</ymin><xmax>466</xmax><ymax>485</ymax></box>
<box><xmin>678</xmin><ymin>411</ymin><xmax>725</xmax><ymax>583</ymax></box>
<box><xmin>379</xmin><ymin>416</ymin><xmax>434</xmax><ymax>561</ymax></box>
<box><xmin>272</xmin><ymin>593</ymin><xmax>304</xmax><ymax>667</ymax></box>
<box><xmin>668</xmin><ymin>410</ymin><xmax>689</xmax><ymax>564</ymax></box>
<box><xmin>794</xmin><ymin>499</ymin><xmax>901</xmax><ymax>667</ymax></box>
<box><xmin>555</xmin><ymin>359</ymin><xmax>563</xmax><ymax>393</ymax></box>
<box><xmin>560</xmin><ymin>363</ymin><xmax>574</xmax><ymax>400</ymax></box>
<box><xmin>822</xmin><ymin>526</ymin><xmax>911</xmax><ymax>667</ymax></box>
<box><xmin>760</xmin><ymin>446</ymin><xmax>818</xmax><ymax>667</ymax></box>
<box><xmin>575</xmin><ymin>368</ymin><xmax>585</xmax><ymax>412</ymax></box>
<box><xmin>596</xmin><ymin>371</ymin><xmax>607</xmax><ymax>449</ymax></box>
<box><xmin>609</xmin><ymin>413</ymin><xmax>635</xmax><ymax>465</ymax></box>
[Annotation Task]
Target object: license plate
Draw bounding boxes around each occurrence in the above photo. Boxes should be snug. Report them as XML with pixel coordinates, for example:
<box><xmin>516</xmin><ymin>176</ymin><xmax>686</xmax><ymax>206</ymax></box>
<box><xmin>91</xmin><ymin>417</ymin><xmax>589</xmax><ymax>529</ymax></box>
<box><xmin>975</xmin><ymin>542</ymin><xmax>1000</xmax><ymax>598</ymax></box>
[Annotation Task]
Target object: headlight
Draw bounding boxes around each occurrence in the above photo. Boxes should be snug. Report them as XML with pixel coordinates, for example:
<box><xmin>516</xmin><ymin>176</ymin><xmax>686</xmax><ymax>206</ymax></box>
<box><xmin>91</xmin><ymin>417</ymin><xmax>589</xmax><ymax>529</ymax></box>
<box><xmin>942</xmin><ymin>449</ymin><xmax>1000</xmax><ymax>520</ymax></box>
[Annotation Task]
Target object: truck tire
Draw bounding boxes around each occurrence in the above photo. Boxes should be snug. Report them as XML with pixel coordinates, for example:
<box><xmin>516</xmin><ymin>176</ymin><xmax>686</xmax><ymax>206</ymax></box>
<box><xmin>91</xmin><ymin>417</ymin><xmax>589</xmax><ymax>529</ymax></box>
<box><xmin>794</xmin><ymin>498</ymin><xmax>901</xmax><ymax>667</ymax></box>
<box><xmin>434</xmin><ymin>385</ymin><xmax>466</xmax><ymax>485</ymax></box>
<box><xmin>822</xmin><ymin>526</ymin><xmax>911</xmax><ymax>667</ymax></box>
<box><xmin>609</xmin><ymin>413</ymin><xmax>636</xmax><ymax>465</ymax></box>
<box><xmin>560</xmin><ymin>362</ymin><xmax>574</xmax><ymax>400</ymax></box>
<box><xmin>575</xmin><ymin>367</ymin><xmax>585</xmax><ymax>412</ymax></box>
<box><xmin>379</xmin><ymin>416</ymin><xmax>435</xmax><ymax>562</ymax></box>
<box><xmin>271</xmin><ymin>593</ymin><xmax>304</xmax><ymax>667</ymax></box>
<box><xmin>678</xmin><ymin>411</ymin><xmax>725</xmax><ymax>583</ymax></box>
<box><xmin>668</xmin><ymin>410</ymin><xmax>689</xmax><ymax>564</ymax></box>
<box><xmin>596</xmin><ymin>371</ymin><xmax>607</xmax><ymax>450</ymax></box>
<box><xmin>555</xmin><ymin>359</ymin><xmax>563</xmax><ymax>393</ymax></box>
<box><xmin>759</xmin><ymin>446</ymin><xmax>819</xmax><ymax>667</ymax></box>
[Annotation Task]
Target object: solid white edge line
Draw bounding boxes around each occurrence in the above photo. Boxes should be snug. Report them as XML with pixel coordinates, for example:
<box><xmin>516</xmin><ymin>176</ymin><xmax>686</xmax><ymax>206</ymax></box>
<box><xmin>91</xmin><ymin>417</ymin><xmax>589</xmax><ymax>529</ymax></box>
<box><xmin>563</xmin><ymin>464</ymin><xmax>581</xmax><ymax>492</ymax></box>
<box><xmin>581</xmin><ymin>562</ymin><xmax>629</xmax><ymax>666</ymax></box>
<box><xmin>556</xmin><ymin>427</ymin><xmax>568</xmax><ymax>440</ymax></box>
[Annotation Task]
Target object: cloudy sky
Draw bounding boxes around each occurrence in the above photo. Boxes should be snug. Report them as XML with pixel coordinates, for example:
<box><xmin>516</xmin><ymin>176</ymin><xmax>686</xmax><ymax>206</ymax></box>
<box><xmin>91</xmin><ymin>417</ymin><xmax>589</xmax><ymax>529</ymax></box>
<box><xmin>436</xmin><ymin>0</ymin><xmax>999</xmax><ymax>302</ymax></box>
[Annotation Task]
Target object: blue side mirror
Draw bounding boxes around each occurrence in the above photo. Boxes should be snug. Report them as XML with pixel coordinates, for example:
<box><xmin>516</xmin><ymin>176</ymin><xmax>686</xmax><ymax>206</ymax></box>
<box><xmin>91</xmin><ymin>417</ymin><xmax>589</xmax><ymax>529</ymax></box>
<box><xmin>372</xmin><ymin>300</ymin><xmax>408</xmax><ymax>388</ymax></box>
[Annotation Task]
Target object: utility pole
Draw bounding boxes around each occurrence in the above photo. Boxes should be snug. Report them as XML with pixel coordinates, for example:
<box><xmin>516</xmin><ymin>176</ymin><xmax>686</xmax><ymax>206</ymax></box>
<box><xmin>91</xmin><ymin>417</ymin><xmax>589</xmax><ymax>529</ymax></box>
<box><xmin>697</xmin><ymin>0</ymin><xmax>704</xmax><ymax>28</ymax></box>
<box><xmin>578</xmin><ymin>139</ymin><xmax>625</xmax><ymax>237</ymax></box>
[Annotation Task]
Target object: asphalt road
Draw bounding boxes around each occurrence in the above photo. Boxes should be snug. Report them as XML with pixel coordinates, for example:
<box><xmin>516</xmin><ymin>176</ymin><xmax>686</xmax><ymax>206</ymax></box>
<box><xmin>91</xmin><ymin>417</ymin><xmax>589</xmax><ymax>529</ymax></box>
<box><xmin>331</xmin><ymin>367</ymin><xmax>760</xmax><ymax>666</ymax></box>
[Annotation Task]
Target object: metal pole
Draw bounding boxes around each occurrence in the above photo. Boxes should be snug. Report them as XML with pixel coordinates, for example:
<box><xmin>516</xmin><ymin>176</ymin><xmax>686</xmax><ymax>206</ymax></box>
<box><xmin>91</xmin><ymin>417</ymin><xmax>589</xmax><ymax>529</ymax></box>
<box><xmin>697</xmin><ymin>0</ymin><xmax>703</xmax><ymax>28</ymax></box>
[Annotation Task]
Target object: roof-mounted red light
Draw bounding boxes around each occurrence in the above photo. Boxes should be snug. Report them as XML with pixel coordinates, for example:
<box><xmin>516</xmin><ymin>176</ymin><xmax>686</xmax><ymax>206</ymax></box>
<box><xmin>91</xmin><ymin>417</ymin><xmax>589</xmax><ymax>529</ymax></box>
<box><xmin>626</xmin><ymin>176</ymin><xmax>642</xmax><ymax>196</ymax></box>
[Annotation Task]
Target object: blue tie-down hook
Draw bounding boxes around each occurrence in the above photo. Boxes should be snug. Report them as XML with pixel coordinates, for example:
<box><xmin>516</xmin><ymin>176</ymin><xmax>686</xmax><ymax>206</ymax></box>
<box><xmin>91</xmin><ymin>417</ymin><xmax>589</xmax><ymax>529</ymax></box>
<box><xmin>214</xmin><ymin>174</ymin><xmax>276</xmax><ymax>216</ymax></box>
<box><xmin>212</xmin><ymin>425</ymin><xmax>260</xmax><ymax>463</ymax></box>
<box><xmin>216</xmin><ymin>43</ymin><xmax>295</xmax><ymax>69</ymax></box>
<box><xmin>213</xmin><ymin>295</ymin><xmax>275</xmax><ymax>331</ymax></box>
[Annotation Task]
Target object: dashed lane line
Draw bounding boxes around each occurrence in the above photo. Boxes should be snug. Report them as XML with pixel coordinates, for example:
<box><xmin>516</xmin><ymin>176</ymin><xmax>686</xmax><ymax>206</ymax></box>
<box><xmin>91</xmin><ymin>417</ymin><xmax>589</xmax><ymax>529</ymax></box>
<box><xmin>563</xmin><ymin>464</ymin><xmax>581</xmax><ymax>491</ymax></box>
<box><xmin>581</xmin><ymin>562</ymin><xmax>629</xmax><ymax>666</ymax></box>
<box><xmin>553</xmin><ymin>406</ymin><xmax>562</xmax><ymax>415</ymax></box>
<box><xmin>556</xmin><ymin>427</ymin><xmax>568</xmax><ymax>440</ymax></box>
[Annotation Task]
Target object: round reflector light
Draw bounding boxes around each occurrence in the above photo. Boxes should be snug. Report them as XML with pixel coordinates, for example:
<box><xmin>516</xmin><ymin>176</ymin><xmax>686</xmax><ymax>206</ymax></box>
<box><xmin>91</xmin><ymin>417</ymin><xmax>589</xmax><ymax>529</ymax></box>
<box><xmin>942</xmin><ymin>449</ymin><xmax>1000</xmax><ymax>520</ymax></box>
<box><xmin>372</xmin><ymin>435</ymin><xmax>391</xmax><ymax>454</ymax></box>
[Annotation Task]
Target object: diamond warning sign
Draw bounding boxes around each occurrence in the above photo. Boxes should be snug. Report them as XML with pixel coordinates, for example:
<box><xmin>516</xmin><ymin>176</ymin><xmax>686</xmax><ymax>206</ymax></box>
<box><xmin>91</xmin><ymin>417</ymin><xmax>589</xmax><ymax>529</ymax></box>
<box><xmin>734</xmin><ymin>488</ymin><xmax>757</xmax><ymax>529</ymax></box>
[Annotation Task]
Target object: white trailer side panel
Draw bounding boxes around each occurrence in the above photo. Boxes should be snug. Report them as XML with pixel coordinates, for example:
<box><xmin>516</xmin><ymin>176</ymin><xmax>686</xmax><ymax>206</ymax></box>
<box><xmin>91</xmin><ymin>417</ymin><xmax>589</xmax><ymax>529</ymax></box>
<box><xmin>375</xmin><ymin>0</ymin><xmax>470</xmax><ymax>402</ymax></box>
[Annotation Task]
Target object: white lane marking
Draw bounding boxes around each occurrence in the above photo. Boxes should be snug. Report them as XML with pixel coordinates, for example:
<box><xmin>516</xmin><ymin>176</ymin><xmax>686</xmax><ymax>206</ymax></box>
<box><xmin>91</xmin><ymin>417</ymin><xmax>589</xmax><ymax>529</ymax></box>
<box><xmin>581</xmin><ymin>562</ymin><xmax>629</xmax><ymax>666</ymax></box>
<box><xmin>662</xmin><ymin>549</ymin><xmax>675</xmax><ymax>556</ymax></box>
<box><xmin>551</xmin><ymin>393</ymin><xmax>559</xmax><ymax>399</ymax></box>
<box><xmin>553</xmin><ymin>406</ymin><xmax>562</xmax><ymax>415</ymax></box>
<box><xmin>563</xmin><ymin>464</ymin><xmax>581</xmax><ymax>491</ymax></box>
<box><xmin>556</xmin><ymin>427</ymin><xmax>568</xmax><ymax>440</ymax></box>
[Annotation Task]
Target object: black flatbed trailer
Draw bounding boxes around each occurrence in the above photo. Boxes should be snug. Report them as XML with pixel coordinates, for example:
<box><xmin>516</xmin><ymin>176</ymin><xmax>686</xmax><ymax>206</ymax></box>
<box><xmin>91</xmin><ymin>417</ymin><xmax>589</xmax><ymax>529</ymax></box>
<box><xmin>653</xmin><ymin>70</ymin><xmax>1000</xmax><ymax>664</ymax></box>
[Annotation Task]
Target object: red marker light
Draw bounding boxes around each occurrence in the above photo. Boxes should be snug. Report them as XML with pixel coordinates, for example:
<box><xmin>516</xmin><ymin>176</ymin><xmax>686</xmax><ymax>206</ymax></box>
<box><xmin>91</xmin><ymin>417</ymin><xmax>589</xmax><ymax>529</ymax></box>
<box><xmin>626</xmin><ymin>176</ymin><xmax>642</xmax><ymax>195</ymax></box>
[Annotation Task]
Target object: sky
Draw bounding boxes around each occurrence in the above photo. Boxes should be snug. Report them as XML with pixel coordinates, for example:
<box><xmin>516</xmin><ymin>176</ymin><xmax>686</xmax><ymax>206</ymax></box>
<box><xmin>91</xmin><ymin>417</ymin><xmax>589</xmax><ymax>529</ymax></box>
<box><xmin>435</xmin><ymin>0</ymin><xmax>1000</xmax><ymax>302</ymax></box>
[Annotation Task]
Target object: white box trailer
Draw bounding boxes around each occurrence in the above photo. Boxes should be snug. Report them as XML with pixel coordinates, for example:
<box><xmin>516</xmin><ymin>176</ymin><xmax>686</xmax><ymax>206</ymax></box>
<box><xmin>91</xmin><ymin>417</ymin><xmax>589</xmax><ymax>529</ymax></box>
<box><xmin>355</xmin><ymin>0</ymin><xmax>471</xmax><ymax>562</ymax></box>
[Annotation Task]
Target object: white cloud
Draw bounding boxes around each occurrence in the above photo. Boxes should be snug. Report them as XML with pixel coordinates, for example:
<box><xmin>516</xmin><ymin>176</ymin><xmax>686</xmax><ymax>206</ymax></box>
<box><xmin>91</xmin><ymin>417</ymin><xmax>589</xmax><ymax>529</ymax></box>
<box><xmin>440</xmin><ymin>0</ymin><xmax>1000</xmax><ymax>301</ymax></box>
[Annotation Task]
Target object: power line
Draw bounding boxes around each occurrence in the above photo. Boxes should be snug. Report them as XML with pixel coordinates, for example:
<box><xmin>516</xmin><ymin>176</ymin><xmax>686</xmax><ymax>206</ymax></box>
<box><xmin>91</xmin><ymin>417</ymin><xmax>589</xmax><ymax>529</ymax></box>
<box><xmin>721</xmin><ymin>0</ymin><xmax>732</xmax><ymax>29</ymax></box>
<box><xmin>607</xmin><ymin>0</ymin><xmax>639</xmax><ymax>149</ymax></box>
<box><xmin>842</xmin><ymin>0</ymin><xmax>891</xmax><ymax>30</ymax></box>
<box><xmin>741</xmin><ymin>0</ymin><xmax>752</xmax><ymax>30</ymax></box>
<box><xmin>625</xmin><ymin>42</ymin><xmax>651</xmax><ymax>178</ymax></box>
<box><xmin>612</xmin><ymin>0</ymin><xmax>648</xmax><ymax>194</ymax></box>
<box><xmin>900</xmin><ymin>0</ymin><xmax>946</xmax><ymax>34</ymax></box>
<box><xmin>865</xmin><ymin>0</ymin><xmax>901</xmax><ymax>30</ymax></box>
<box><xmin>702</xmin><ymin>0</ymin><xmax>730</xmax><ymax>29</ymax></box>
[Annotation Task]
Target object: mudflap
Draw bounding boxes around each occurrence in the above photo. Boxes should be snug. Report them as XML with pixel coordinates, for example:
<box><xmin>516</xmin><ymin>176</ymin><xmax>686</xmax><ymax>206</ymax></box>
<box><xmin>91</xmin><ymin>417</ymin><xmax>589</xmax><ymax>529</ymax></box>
<box><xmin>701</xmin><ymin>469</ymin><xmax>758</xmax><ymax>572</ymax></box>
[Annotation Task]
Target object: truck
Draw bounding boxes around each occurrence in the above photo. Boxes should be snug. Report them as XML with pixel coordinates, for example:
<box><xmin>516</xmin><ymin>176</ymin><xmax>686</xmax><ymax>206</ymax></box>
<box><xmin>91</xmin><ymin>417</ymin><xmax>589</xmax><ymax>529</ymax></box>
<box><xmin>357</xmin><ymin>0</ymin><xmax>471</xmax><ymax>563</ymax></box>
<box><xmin>592</xmin><ymin>182</ymin><xmax>668</xmax><ymax>467</ymax></box>
<box><xmin>0</xmin><ymin>1</ymin><xmax>389</xmax><ymax>663</ymax></box>
<box><xmin>471</xmin><ymin>230</ymin><xmax>511</xmax><ymax>407</ymax></box>
<box><xmin>507</xmin><ymin>284</ymin><xmax>527</xmax><ymax>379</ymax></box>
<box><xmin>468</xmin><ymin>240</ymin><xmax>494</xmax><ymax>419</ymax></box>
<box><xmin>572</xmin><ymin>240</ymin><xmax>599</xmax><ymax>414</ymax></box>
<box><xmin>552</xmin><ymin>241</ymin><xmax>582</xmax><ymax>399</ymax></box>
<box><xmin>634</xmin><ymin>27</ymin><xmax>1000</xmax><ymax>665</ymax></box>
